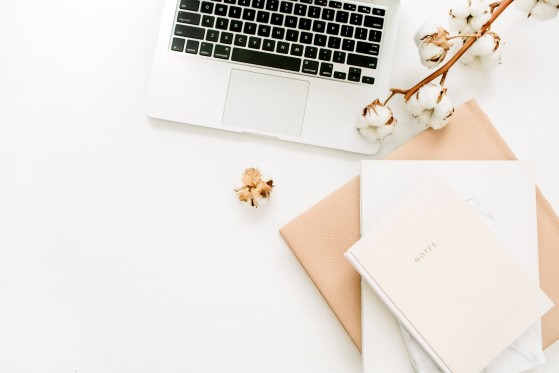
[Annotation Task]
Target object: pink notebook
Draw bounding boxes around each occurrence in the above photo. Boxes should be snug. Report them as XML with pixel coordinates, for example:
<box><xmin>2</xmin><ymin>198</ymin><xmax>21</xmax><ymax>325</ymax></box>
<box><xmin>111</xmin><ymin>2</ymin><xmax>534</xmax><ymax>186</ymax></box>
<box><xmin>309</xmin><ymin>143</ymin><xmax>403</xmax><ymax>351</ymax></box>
<box><xmin>279</xmin><ymin>99</ymin><xmax>559</xmax><ymax>351</ymax></box>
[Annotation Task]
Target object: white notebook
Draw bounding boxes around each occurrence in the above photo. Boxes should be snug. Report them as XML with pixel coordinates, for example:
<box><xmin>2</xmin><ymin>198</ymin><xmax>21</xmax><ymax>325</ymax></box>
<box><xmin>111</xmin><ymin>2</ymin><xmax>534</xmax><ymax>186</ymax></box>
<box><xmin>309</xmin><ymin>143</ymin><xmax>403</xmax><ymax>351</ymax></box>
<box><xmin>349</xmin><ymin>161</ymin><xmax>553</xmax><ymax>373</ymax></box>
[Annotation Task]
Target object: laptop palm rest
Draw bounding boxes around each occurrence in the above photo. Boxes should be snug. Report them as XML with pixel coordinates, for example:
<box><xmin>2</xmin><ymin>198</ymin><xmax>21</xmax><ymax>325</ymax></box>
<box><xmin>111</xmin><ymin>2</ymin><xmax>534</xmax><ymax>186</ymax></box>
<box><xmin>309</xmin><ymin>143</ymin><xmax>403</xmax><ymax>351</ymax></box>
<box><xmin>222</xmin><ymin>69</ymin><xmax>309</xmax><ymax>137</ymax></box>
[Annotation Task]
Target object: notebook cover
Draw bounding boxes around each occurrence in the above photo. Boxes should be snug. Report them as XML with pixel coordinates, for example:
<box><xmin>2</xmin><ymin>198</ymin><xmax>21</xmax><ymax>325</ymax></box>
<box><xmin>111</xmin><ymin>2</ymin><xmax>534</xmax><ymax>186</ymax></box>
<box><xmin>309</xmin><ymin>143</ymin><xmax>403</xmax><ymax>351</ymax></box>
<box><xmin>279</xmin><ymin>99</ymin><xmax>559</xmax><ymax>350</ymax></box>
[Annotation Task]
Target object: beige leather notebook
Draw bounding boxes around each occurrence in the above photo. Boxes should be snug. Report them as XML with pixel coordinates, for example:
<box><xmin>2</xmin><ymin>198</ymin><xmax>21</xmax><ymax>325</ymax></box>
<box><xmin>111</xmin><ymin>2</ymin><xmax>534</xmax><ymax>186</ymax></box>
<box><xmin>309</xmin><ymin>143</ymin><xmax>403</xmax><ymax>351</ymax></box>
<box><xmin>279</xmin><ymin>99</ymin><xmax>559</xmax><ymax>351</ymax></box>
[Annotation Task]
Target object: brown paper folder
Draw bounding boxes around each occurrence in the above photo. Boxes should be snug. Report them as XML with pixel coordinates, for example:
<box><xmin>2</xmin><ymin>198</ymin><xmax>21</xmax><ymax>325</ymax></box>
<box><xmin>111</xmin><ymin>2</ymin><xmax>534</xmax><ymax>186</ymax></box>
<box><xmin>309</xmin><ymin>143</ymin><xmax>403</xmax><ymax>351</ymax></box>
<box><xmin>279</xmin><ymin>99</ymin><xmax>559</xmax><ymax>350</ymax></box>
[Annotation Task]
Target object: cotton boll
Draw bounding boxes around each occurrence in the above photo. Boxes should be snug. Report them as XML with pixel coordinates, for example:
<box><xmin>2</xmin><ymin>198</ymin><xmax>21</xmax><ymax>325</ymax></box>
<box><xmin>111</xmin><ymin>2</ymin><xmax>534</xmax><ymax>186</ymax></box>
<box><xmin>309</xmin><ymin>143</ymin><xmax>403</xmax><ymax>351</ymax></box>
<box><xmin>449</xmin><ymin>0</ymin><xmax>471</xmax><ymax>18</ymax></box>
<box><xmin>449</xmin><ymin>0</ymin><xmax>491</xmax><ymax>33</ymax></box>
<box><xmin>416</xmin><ymin>110</ymin><xmax>434</xmax><ymax>127</ymax></box>
<box><xmin>414</xmin><ymin>23</ymin><xmax>452</xmax><ymax>68</ymax></box>
<box><xmin>461</xmin><ymin>32</ymin><xmax>502</xmax><ymax>70</ymax></box>
<box><xmin>429</xmin><ymin>115</ymin><xmax>451</xmax><ymax>130</ymax></box>
<box><xmin>531</xmin><ymin>1</ymin><xmax>559</xmax><ymax>20</ymax></box>
<box><xmin>417</xmin><ymin>83</ymin><xmax>444</xmax><ymax>109</ymax></box>
<box><xmin>406</xmin><ymin>94</ymin><xmax>424</xmax><ymax>116</ymax></box>
<box><xmin>469</xmin><ymin>34</ymin><xmax>498</xmax><ymax>57</ymax></box>
<box><xmin>358</xmin><ymin>126</ymin><xmax>380</xmax><ymax>141</ymax></box>
<box><xmin>419</xmin><ymin>43</ymin><xmax>448</xmax><ymax>68</ymax></box>
<box><xmin>376</xmin><ymin>122</ymin><xmax>396</xmax><ymax>140</ymax></box>
<box><xmin>433</xmin><ymin>95</ymin><xmax>454</xmax><ymax>120</ymax></box>
<box><xmin>414</xmin><ymin>22</ymin><xmax>440</xmax><ymax>46</ymax></box>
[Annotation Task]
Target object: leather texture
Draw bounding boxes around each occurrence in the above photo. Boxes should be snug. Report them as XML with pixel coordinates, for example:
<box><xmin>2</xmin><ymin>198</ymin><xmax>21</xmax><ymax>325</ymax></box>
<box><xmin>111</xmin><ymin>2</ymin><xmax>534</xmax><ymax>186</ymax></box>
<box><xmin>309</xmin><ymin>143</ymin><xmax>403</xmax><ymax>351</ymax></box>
<box><xmin>279</xmin><ymin>99</ymin><xmax>559</xmax><ymax>350</ymax></box>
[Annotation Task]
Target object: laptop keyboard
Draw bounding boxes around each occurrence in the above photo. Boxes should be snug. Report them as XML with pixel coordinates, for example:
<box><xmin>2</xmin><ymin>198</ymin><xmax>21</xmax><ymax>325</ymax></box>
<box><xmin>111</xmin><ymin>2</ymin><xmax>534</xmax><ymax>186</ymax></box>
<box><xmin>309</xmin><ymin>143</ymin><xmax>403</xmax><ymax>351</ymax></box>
<box><xmin>171</xmin><ymin>0</ymin><xmax>386</xmax><ymax>85</ymax></box>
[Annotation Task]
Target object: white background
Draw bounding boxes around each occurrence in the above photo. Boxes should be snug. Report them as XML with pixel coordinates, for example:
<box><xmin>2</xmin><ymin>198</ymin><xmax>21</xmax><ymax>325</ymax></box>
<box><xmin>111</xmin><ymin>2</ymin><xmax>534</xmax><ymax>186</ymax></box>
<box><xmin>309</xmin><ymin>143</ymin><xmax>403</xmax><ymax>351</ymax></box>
<box><xmin>0</xmin><ymin>0</ymin><xmax>558</xmax><ymax>372</ymax></box>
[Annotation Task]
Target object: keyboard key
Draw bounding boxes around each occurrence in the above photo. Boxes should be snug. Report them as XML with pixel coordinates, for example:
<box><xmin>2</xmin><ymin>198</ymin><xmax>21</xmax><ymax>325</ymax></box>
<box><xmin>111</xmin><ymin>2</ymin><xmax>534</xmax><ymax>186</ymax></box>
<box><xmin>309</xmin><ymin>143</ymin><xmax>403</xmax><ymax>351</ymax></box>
<box><xmin>202</xmin><ymin>15</ymin><xmax>215</xmax><ymax>27</ymax></box>
<box><xmin>271</xmin><ymin>13</ymin><xmax>284</xmax><ymax>25</ymax></box>
<box><xmin>364</xmin><ymin>15</ymin><xmax>383</xmax><ymax>29</ymax></box>
<box><xmin>333</xmin><ymin>71</ymin><xmax>346</xmax><ymax>79</ymax></box>
<box><xmin>216</xmin><ymin>17</ymin><xmax>229</xmax><ymax>29</ymax></box>
<box><xmin>328</xmin><ymin>0</ymin><xmax>341</xmax><ymax>8</ymax></box>
<box><xmin>368</xmin><ymin>29</ymin><xmax>382</xmax><ymax>42</ymax></box>
<box><xmin>348</xmin><ymin>66</ymin><xmax>361</xmax><ymax>81</ymax></box>
<box><xmin>358</xmin><ymin>5</ymin><xmax>370</xmax><ymax>13</ymax></box>
<box><xmin>312</xmin><ymin>20</ymin><xmax>326</xmax><ymax>33</ymax></box>
<box><xmin>300</xmin><ymin>0</ymin><xmax>313</xmax><ymax>3</ymax></box>
<box><xmin>298</xmin><ymin>18</ymin><xmax>312</xmax><ymax>30</ymax></box>
<box><xmin>244</xmin><ymin>22</ymin><xmax>257</xmax><ymax>34</ymax></box>
<box><xmin>224</xmin><ymin>0</ymin><xmax>236</xmax><ymax>3</ymax></box>
<box><xmin>304</xmin><ymin>46</ymin><xmax>318</xmax><ymax>58</ymax></box>
<box><xmin>206</xmin><ymin>29</ymin><xmax>219</xmax><ymax>41</ymax></box>
<box><xmin>356</xmin><ymin>41</ymin><xmax>379</xmax><ymax>56</ymax></box>
<box><xmin>362</xmin><ymin>76</ymin><xmax>375</xmax><ymax>84</ymax></box>
<box><xmin>200</xmin><ymin>42</ymin><xmax>214</xmax><ymax>56</ymax></box>
<box><xmin>272</xmin><ymin>27</ymin><xmax>285</xmax><ymax>39</ymax></box>
<box><xmin>215</xmin><ymin>3</ymin><xmax>228</xmax><ymax>15</ymax></box>
<box><xmin>285</xmin><ymin>15</ymin><xmax>298</xmax><ymax>28</ymax></box>
<box><xmin>266</xmin><ymin>0</ymin><xmax>279</xmax><ymax>11</ymax></box>
<box><xmin>341</xmin><ymin>38</ymin><xmax>355</xmax><ymax>51</ymax></box>
<box><xmin>322</xmin><ymin>8</ymin><xmax>335</xmax><ymax>21</ymax></box>
<box><xmin>318</xmin><ymin>48</ymin><xmax>332</xmax><ymax>61</ymax></box>
<box><xmin>185</xmin><ymin>39</ymin><xmax>200</xmax><ymax>54</ymax></box>
<box><xmin>249</xmin><ymin>36</ymin><xmax>262</xmax><ymax>49</ymax></box>
<box><xmin>335</xmin><ymin>10</ymin><xmax>349</xmax><ymax>23</ymax></box>
<box><xmin>319</xmin><ymin>62</ymin><xmax>333</xmax><ymax>77</ymax></box>
<box><xmin>252</xmin><ymin>0</ymin><xmax>265</xmax><ymax>8</ymax></box>
<box><xmin>302</xmin><ymin>59</ymin><xmax>319</xmax><ymax>74</ymax></box>
<box><xmin>242</xmin><ymin>8</ymin><xmax>256</xmax><ymax>20</ymax></box>
<box><xmin>347</xmin><ymin>53</ymin><xmax>377</xmax><ymax>68</ymax></box>
<box><xmin>177</xmin><ymin>11</ymin><xmax>201</xmax><ymax>25</ymax></box>
<box><xmin>200</xmin><ymin>1</ymin><xmax>214</xmax><ymax>13</ymax></box>
<box><xmin>333</xmin><ymin>50</ymin><xmax>345</xmax><ymax>63</ymax></box>
<box><xmin>280</xmin><ymin>1</ymin><xmax>294</xmax><ymax>13</ymax></box>
<box><xmin>175</xmin><ymin>24</ymin><xmax>205</xmax><ymax>39</ymax></box>
<box><xmin>257</xmin><ymin>10</ymin><xmax>270</xmax><ymax>22</ymax></box>
<box><xmin>286</xmin><ymin>29</ymin><xmax>299</xmax><ymax>41</ymax></box>
<box><xmin>239</xmin><ymin>0</ymin><xmax>250</xmax><ymax>5</ymax></box>
<box><xmin>171</xmin><ymin>37</ymin><xmax>185</xmax><ymax>52</ymax></box>
<box><xmin>290</xmin><ymin>43</ymin><xmax>304</xmax><ymax>56</ymax></box>
<box><xmin>308</xmin><ymin>6</ymin><xmax>321</xmax><ymax>18</ymax></box>
<box><xmin>350</xmin><ymin>13</ymin><xmax>363</xmax><ymax>26</ymax></box>
<box><xmin>231</xmin><ymin>48</ymin><xmax>301</xmax><ymax>71</ymax></box>
<box><xmin>294</xmin><ymin>4</ymin><xmax>307</xmax><ymax>16</ymax></box>
<box><xmin>300</xmin><ymin>32</ymin><xmax>313</xmax><ymax>44</ymax></box>
<box><xmin>234</xmin><ymin>34</ymin><xmax>248</xmax><ymax>46</ymax></box>
<box><xmin>372</xmin><ymin>8</ymin><xmax>385</xmax><ymax>16</ymax></box>
<box><xmin>230</xmin><ymin>19</ymin><xmax>243</xmax><ymax>32</ymax></box>
<box><xmin>326</xmin><ymin>22</ymin><xmax>340</xmax><ymax>35</ymax></box>
<box><xmin>228</xmin><ymin>6</ymin><xmax>242</xmax><ymax>17</ymax></box>
<box><xmin>327</xmin><ymin>36</ymin><xmax>341</xmax><ymax>49</ymax></box>
<box><xmin>180</xmin><ymin>0</ymin><xmax>200</xmax><ymax>11</ymax></box>
<box><xmin>276</xmin><ymin>41</ymin><xmax>290</xmax><ymax>54</ymax></box>
<box><xmin>313</xmin><ymin>34</ymin><xmax>327</xmax><ymax>46</ymax></box>
<box><xmin>343</xmin><ymin>3</ymin><xmax>356</xmax><ymax>11</ymax></box>
<box><xmin>341</xmin><ymin>25</ymin><xmax>353</xmax><ymax>37</ymax></box>
<box><xmin>220</xmin><ymin>32</ymin><xmax>234</xmax><ymax>44</ymax></box>
<box><xmin>262</xmin><ymin>39</ymin><xmax>276</xmax><ymax>51</ymax></box>
<box><xmin>214</xmin><ymin>44</ymin><xmax>231</xmax><ymax>59</ymax></box>
<box><xmin>314</xmin><ymin>0</ymin><xmax>327</xmax><ymax>5</ymax></box>
<box><xmin>258</xmin><ymin>24</ymin><xmax>271</xmax><ymax>37</ymax></box>
<box><xmin>355</xmin><ymin>27</ymin><xmax>367</xmax><ymax>40</ymax></box>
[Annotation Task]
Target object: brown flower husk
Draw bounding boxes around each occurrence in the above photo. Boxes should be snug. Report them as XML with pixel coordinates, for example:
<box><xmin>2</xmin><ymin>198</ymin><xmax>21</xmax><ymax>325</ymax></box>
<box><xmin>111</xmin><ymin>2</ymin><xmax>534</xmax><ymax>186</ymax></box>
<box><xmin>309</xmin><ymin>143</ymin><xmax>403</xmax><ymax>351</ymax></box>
<box><xmin>421</xmin><ymin>27</ymin><xmax>453</xmax><ymax>64</ymax></box>
<box><xmin>234</xmin><ymin>168</ymin><xmax>274</xmax><ymax>208</ymax></box>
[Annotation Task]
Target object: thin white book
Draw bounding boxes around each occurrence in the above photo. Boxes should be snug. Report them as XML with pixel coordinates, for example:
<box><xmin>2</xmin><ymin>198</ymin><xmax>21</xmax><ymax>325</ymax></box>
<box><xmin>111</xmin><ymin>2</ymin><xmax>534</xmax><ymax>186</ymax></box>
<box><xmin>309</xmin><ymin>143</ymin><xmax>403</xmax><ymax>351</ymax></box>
<box><xmin>350</xmin><ymin>161</ymin><xmax>553</xmax><ymax>373</ymax></box>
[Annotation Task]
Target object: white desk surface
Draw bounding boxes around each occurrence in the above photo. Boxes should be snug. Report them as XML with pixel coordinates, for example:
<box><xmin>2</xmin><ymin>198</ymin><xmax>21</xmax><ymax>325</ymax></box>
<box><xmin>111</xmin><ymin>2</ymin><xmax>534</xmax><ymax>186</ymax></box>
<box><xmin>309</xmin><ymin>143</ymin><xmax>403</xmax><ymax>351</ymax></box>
<box><xmin>1</xmin><ymin>0</ymin><xmax>558</xmax><ymax>372</ymax></box>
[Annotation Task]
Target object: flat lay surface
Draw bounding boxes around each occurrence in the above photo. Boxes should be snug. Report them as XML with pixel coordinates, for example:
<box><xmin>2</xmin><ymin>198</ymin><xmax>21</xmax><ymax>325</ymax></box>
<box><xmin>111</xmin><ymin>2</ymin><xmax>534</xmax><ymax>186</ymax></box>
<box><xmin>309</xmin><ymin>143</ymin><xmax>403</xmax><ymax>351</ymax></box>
<box><xmin>1</xmin><ymin>0</ymin><xmax>558</xmax><ymax>372</ymax></box>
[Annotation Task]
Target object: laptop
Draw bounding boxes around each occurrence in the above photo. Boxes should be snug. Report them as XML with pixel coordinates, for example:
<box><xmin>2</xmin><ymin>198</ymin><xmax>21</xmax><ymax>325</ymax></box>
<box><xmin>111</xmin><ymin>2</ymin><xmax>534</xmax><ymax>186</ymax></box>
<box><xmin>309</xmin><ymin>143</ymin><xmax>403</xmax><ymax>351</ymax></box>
<box><xmin>147</xmin><ymin>0</ymin><xmax>401</xmax><ymax>154</ymax></box>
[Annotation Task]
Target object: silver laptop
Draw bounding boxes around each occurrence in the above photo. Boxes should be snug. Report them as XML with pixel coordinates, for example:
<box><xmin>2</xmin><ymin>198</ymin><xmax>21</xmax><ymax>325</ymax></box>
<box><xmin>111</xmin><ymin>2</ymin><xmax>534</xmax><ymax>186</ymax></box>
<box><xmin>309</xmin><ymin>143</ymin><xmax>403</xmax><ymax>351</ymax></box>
<box><xmin>147</xmin><ymin>0</ymin><xmax>400</xmax><ymax>154</ymax></box>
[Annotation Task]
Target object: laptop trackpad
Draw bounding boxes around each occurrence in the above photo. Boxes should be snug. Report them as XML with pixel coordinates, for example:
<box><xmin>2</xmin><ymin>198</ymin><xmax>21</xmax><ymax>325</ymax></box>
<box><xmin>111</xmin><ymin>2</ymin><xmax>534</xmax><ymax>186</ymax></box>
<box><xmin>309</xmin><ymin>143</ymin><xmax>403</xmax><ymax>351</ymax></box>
<box><xmin>222</xmin><ymin>69</ymin><xmax>309</xmax><ymax>137</ymax></box>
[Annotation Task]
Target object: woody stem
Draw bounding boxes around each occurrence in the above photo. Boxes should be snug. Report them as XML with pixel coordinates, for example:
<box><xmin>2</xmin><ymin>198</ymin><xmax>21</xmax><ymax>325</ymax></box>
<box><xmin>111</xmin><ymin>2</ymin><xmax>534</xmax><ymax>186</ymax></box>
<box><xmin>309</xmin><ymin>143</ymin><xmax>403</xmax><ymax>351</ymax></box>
<box><xmin>403</xmin><ymin>0</ymin><xmax>514</xmax><ymax>102</ymax></box>
<box><xmin>383</xmin><ymin>88</ymin><xmax>408</xmax><ymax>106</ymax></box>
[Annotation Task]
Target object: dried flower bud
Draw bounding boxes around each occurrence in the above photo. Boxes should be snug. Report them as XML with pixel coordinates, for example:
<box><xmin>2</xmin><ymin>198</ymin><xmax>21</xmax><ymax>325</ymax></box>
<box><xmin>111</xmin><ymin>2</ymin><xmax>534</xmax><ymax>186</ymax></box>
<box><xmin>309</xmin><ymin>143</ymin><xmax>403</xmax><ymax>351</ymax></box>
<box><xmin>517</xmin><ymin>0</ymin><xmax>559</xmax><ymax>20</ymax></box>
<box><xmin>357</xmin><ymin>98</ymin><xmax>397</xmax><ymax>141</ymax></box>
<box><xmin>414</xmin><ymin>23</ymin><xmax>453</xmax><ymax>68</ymax></box>
<box><xmin>234</xmin><ymin>168</ymin><xmax>274</xmax><ymax>208</ymax></box>
<box><xmin>406</xmin><ymin>83</ymin><xmax>454</xmax><ymax>130</ymax></box>
<box><xmin>460</xmin><ymin>31</ymin><xmax>502</xmax><ymax>70</ymax></box>
<box><xmin>449</xmin><ymin>0</ymin><xmax>491</xmax><ymax>34</ymax></box>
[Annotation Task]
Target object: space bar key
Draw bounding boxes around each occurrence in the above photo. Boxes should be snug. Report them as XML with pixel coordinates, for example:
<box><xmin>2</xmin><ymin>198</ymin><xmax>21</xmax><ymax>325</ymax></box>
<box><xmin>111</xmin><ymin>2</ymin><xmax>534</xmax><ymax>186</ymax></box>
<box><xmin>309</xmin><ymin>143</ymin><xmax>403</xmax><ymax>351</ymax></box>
<box><xmin>231</xmin><ymin>48</ymin><xmax>301</xmax><ymax>72</ymax></box>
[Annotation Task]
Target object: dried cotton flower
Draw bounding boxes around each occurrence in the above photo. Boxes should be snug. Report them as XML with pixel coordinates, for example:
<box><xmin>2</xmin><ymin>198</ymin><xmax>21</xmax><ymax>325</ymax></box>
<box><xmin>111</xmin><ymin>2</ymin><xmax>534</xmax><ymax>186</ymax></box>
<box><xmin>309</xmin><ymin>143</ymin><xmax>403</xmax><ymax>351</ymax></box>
<box><xmin>517</xmin><ymin>0</ymin><xmax>559</xmax><ymax>20</ymax></box>
<box><xmin>357</xmin><ymin>99</ymin><xmax>397</xmax><ymax>141</ymax></box>
<box><xmin>234</xmin><ymin>168</ymin><xmax>274</xmax><ymax>208</ymax></box>
<box><xmin>406</xmin><ymin>83</ymin><xmax>454</xmax><ymax>130</ymax></box>
<box><xmin>460</xmin><ymin>31</ymin><xmax>502</xmax><ymax>70</ymax></box>
<box><xmin>449</xmin><ymin>0</ymin><xmax>492</xmax><ymax>34</ymax></box>
<box><xmin>414</xmin><ymin>23</ymin><xmax>453</xmax><ymax>68</ymax></box>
